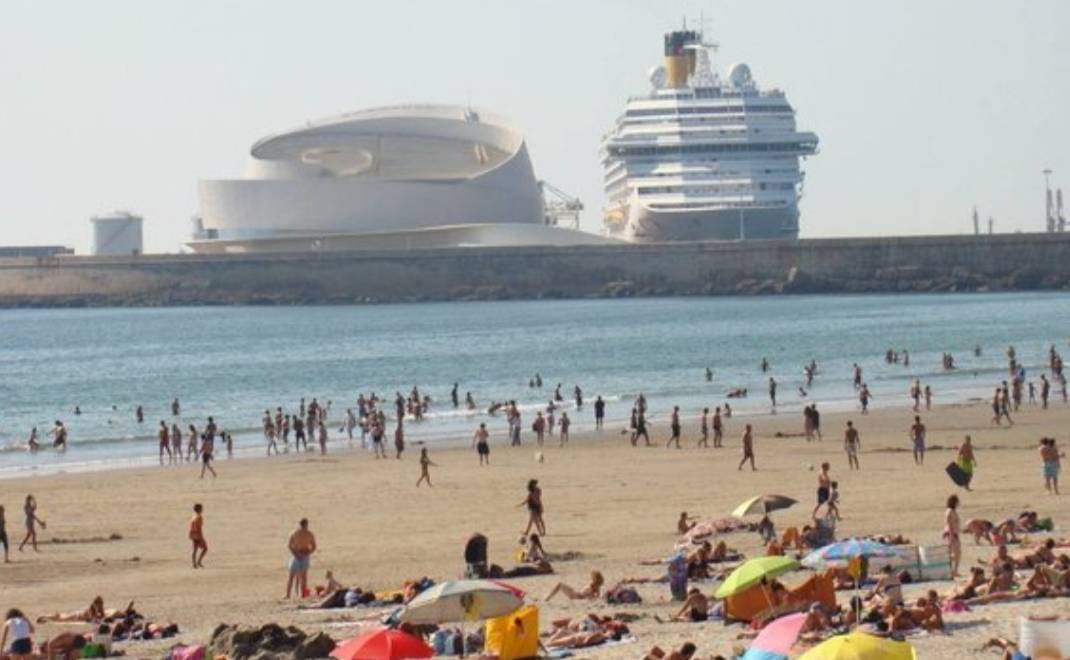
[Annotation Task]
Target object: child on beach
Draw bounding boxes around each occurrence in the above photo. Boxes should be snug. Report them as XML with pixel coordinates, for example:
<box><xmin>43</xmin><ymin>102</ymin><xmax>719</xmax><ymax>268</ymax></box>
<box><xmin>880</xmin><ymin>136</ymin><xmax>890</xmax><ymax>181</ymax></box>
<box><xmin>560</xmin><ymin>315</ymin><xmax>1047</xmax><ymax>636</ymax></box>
<box><xmin>826</xmin><ymin>482</ymin><xmax>842</xmax><ymax>521</ymax></box>
<box><xmin>416</xmin><ymin>448</ymin><xmax>436</xmax><ymax>487</ymax></box>
<box><xmin>189</xmin><ymin>503</ymin><xmax>207</xmax><ymax>569</ymax></box>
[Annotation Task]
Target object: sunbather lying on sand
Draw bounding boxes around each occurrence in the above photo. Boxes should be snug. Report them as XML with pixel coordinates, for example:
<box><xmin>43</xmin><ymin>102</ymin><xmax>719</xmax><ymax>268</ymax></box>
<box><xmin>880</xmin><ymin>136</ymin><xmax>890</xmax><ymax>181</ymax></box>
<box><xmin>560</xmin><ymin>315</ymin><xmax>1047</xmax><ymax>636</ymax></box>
<box><xmin>37</xmin><ymin>597</ymin><xmax>137</xmax><ymax>623</ymax></box>
<box><xmin>545</xmin><ymin>614</ymin><xmax>629</xmax><ymax>649</ymax></box>
<box><xmin>545</xmin><ymin>570</ymin><xmax>603</xmax><ymax>601</ymax></box>
<box><xmin>946</xmin><ymin>567</ymin><xmax>988</xmax><ymax>601</ymax></box>
<box><xmin>644</xmin><ymin>641</ymin><xmax>697</xmax><ymax>660</ymax></box>
<box><xmin>886</xmin><ymin>595</ymin><xmax>945</xmax><ymax>633</ymax></box>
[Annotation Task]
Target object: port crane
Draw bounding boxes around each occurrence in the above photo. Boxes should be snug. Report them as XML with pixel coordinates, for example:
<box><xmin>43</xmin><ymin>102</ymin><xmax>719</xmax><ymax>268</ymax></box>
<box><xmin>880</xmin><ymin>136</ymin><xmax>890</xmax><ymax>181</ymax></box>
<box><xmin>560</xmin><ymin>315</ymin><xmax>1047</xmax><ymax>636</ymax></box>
<box><xmin>539</xmin><ymin>180</ymin><xmax>583</xmax><ymax>230</ymax></box>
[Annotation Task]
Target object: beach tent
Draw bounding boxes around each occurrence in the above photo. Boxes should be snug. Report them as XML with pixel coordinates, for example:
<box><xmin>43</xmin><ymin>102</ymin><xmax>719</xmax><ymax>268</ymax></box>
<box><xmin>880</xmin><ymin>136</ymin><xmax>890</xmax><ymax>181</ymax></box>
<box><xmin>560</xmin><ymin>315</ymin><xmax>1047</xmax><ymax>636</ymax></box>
<box><xmin>725</xmin><ymin>571</ymin><xmax>836</xmax><ymax>623</ymax></box>
<box><xmin>798</xmin><ymin>632</ymin><xmax>915</xmax><ymax>659</ymax></box>
<box><xmin>484</xmin><ymin>605</ymin><xmax>539</xmax><ymax>660</ymax></box>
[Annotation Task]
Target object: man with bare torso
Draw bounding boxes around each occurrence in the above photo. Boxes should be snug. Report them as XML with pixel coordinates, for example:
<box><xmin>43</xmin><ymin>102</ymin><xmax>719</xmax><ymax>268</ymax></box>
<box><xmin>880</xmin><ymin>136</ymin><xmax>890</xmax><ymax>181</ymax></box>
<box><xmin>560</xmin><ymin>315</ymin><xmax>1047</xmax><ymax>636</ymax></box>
<box><xmin>737</xmin><ymin>424</ymin><xmax>756</xmax><ymax>471</ymax></box>
<box><xmin>286</xmin><ymin>518</ymin><xmax>317</xmax><ymax>599</ymax></box>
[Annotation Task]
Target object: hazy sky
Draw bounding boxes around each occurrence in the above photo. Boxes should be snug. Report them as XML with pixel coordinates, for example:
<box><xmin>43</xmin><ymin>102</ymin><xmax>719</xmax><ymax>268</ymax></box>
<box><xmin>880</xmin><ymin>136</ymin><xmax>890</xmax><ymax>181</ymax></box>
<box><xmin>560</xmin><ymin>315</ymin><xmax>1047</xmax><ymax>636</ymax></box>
<box><xmin>2</xmin><ymin>1</ymin><xmax>1068</xmax><ymax>253</ymax></box>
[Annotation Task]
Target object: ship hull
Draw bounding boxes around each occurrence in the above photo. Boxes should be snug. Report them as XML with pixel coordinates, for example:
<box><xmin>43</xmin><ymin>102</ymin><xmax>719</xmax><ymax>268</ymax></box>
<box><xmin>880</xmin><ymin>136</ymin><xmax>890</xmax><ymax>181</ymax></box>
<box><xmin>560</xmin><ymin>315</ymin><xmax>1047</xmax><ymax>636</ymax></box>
<box><xmin>607</xmin><ymin>204</ymin><xmax>800</xmax><ymax>242</ymax></box>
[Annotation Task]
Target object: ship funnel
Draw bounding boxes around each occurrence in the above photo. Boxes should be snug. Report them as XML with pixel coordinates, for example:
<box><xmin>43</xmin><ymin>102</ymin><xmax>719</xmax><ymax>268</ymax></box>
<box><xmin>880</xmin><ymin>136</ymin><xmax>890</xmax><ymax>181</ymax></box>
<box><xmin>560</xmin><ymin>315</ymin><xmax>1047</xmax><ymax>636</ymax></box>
<box><xmin>664</xmin><ymin>30</ymin><xmax>700</xmax><ymax>88</ymax></box>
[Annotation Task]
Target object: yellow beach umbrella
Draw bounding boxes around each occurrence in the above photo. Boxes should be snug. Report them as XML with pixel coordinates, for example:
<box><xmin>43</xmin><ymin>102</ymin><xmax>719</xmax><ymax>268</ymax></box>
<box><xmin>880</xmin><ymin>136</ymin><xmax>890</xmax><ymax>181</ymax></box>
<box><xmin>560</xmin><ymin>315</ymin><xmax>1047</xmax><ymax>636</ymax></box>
<box><xmin>798</xmin><ymin>632</ymin><xmax>916</xmax><ymax>660</ymax></box>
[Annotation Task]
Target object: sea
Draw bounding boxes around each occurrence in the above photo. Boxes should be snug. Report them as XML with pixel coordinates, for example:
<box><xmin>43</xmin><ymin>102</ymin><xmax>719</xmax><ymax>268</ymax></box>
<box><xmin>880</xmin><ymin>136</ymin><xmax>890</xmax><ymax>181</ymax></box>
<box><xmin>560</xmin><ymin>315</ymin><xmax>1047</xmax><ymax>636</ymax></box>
<box><xmin>1</xmin><ymin>292</ymin><xmax>1067</xmax><ymax>478</ymax></box>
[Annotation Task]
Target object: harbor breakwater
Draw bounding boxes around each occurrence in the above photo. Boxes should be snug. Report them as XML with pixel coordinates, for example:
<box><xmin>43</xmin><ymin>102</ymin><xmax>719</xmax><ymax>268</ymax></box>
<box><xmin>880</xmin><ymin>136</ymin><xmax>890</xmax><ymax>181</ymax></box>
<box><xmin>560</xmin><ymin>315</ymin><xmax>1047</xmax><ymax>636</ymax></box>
<box><xmin>1</xmin><ymin>233</ymin><xmax>1069</xmax><ymax>306</ymax></box>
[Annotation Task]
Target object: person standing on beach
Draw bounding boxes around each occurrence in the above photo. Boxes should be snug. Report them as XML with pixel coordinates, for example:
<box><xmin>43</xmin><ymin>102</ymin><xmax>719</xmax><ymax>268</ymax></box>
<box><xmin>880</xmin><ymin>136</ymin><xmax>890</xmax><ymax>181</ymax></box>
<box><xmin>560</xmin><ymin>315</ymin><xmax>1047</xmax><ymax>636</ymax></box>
<box><xmin>263</xmin><ymin>412</ymin><xmax>278</xmax><ymax>456</ymax></box>
<box><xmin>520</xmin><ymin>479</ymin><xmax>546</xmax><ymax>536</ymax></box>
<box><xmin>594</xmin><ymin>396</ymin><xmax>605</xmax><ymax>430</ymax></box>
<box><xmin>317</xmin><ymin>420</ymin><xmax>328</xmax><ymax>455</ymax></box>
<box><xmin>0</xmin><ymin>506</ymin><xmax>8</xmax><ymax>563</ymax></box>
<box><xmin>286</xmin><ymin>518</ymin><xmax>316</xmax><ymax>599</ymax></box>
<box><xmin>170</xmin><ymin>423</ymin><xmax>182</xmax><ymax>463</ymax></box>
<box><xmin>803</xmin><ymin>405</ymin><xmax>814</xmax><ymax>441</ymax></box>
<box><xmin>393</xmin><ymin>418</ymin><xmax>404</xmax><ymax>459</ymax></box>
<box><xmin>186</xmin><ymin>424</ymin><xmax>198</xmax><ymax>461</ymax></box>
<box><xmin>667</xmin><ymin>406</ymin><xmax>682</xmax><ymax>449</ymax></box>
<box><xmin>737</xmin><ymin>425</ymin><xmax>756</xmax><ymax>471</ymax></box>
<box><xmin>811</xmin><ymin>404</ymin><xmax>822</xmax><ymax>440</ymax></box>
<box><xmin>634</xmin><ymin>410</ymin><xmax>651</xmax><ymax>446</ymax></box>
<box><xmin>768</xmin><ymin>378</ymin><xmax>777</xmax><ymax>412</ymax></box>
<box><xmin>712</xmin><ymin>407</ymin><xmax>723</xmax><ymax>448</ymax></box>
<box><xmin>1041</xmin><ymin>438</ymin><xmax>1061</xmax><ymax>495</ymax></box>
<box><xmin>859</xmin><ymin>384</ymin><xmax>871</xmax><ymax>414</ymax></box>
<box><xmin>944</xmin><ymin>495</ymin><xmax>962</xmax><ymax>578</ymax></box>
<box><xmin>18</xmin><ymin>495</ymin><xmax>45</xmax><ymax>552</ymax></box>
<box><xmin>344</xmin><ymin>408</ymin><xmax>357</xmax><ymax>442</ymax></box>
<box><xmin>158</xmin><ymin>421</ymin><xmax>172</xmax><ymax>464</ymax></box>
<box><xmin>698</xmin><ymin>408</ymin><xmax>709</xmax><ymax>448</ymax></box>
<box><xmin>533</xmin><ymin>412</ymin><xmax>546</xmax><ymax>446</ymax></box>
<box><xmin>199</xmin><ymin>434</ymin><xmax>216</xmax><ymax>479</ymax></box>
<box><xmin>1040</xmin><ymin>375</ymin><xmax>1050</xmax><ymax>409</ymax></box>
<box><xmin>189</xmin><ymin>503</ymin><xmax>207</xmax><ymax>569</ymax></box>
<box><xmin>473</xmin><ymin>423</ymin><xmax>490</xmax><ymax>465</ymax></box>
<box><xmin>844</xmin><ymin>421</ymin><xmax>861</xmax><ymax>470</ymax></box>
<box><xmin>416</xmin><ymin>448</ymin><xmax>436</xmax><ymax>487</ymax></box>
<box><xmin>559</xmin><ymin>412</ymin><xmax>571</xmax><ymax>447</ymax></box>
<box><xmin>910</xmin><ymin>416</ymin><xmax>926</xmax><ymax>465</ymax></box>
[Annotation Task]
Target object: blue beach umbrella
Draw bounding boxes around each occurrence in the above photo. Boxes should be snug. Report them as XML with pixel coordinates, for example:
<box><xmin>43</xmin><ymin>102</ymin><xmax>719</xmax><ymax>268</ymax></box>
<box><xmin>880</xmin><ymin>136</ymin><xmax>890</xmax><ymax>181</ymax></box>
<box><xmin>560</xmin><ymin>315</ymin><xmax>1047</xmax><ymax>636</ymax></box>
<box><xmin>800</xmin><ymin>539</ymin><xmax>905</xmax><ymax>569</ymax></box>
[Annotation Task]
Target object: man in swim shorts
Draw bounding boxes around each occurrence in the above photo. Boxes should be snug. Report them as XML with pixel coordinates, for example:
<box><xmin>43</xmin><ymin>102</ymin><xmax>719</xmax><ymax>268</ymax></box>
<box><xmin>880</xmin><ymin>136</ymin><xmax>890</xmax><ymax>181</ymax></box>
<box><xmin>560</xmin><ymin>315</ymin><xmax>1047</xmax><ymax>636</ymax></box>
<box><xmin>666</xmin><ymin>406</ymin><xmax>681</xmax><ymax>449</ymax></box>
<box><xmin>189</xmin><ymin>503</ymin><xmax>207</xmax><ymax>569</ymax></box>
<box><xmin>1041</xmin><ymin>437</ymin><xmax>1060</xmax><ymax>495</ymax></box>
<box><xmin>287</xmin><ymin>518</ymin><xmax>317</xmax><ymax>599</ymax></box>
<box><xmin>910</xmin><ymin>416</ymin><xmax>926</xmax><ymax>466</ymax></box>
<box><xmin>844</xmin><ymin>421</ymin><xmax>861</xmax><ymax>470</ymax></box>
<box><xmin>737</xmin><ymin>425</ymin><xmax>756</xmax><ymax>471</ymax></box>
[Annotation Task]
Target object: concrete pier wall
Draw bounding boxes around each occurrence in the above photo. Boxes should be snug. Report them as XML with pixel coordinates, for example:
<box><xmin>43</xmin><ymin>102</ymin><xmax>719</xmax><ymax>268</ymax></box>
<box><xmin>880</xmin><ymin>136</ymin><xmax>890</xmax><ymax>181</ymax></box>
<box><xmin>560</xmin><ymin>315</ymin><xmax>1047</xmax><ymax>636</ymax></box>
<box><xmin>0</xmin><ymin>233</ymin><xmax>1068</xmax><ymax>307</ymax></box>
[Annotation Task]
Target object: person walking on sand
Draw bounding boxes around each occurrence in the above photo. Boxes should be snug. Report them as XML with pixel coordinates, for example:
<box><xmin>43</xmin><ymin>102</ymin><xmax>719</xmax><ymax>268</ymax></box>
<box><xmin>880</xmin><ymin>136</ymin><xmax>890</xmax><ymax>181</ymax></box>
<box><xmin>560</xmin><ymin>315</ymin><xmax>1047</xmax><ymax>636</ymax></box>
<box><xmin>559</xmin><ymin>412</ymin><xmax>570</xmax><ymax>447</ymax></box>
<box><xmin>1041</xmin><ymin>437</ymin><xmax>1061</xmax><ymax>495</ymax></box>
<box><xmin>910</xmin><ymin>416</ymin><xmax>926</xmax><ymax>465</ymax></box>
<box><xmin>170</xmin><ymin>423</ymin><xmax>182</xmax><ymax>463</ymax></box>
<box><xmin>199</xmin><ymin>433</ymin><xmax>217</xmax><ymax>479</ymax></box>
<box><xmin>189</xmin><ymin>503</ymin><xmax>207</xmax><ymax>569</ymax></box>
<box><xmin>813</xmin><ymin>463</ymin><xmax>832</xmax><ymax>518</ymax></box>
<box><xmin>416</xmin><ymin>448</ymin><xmax>436</xmax><ymax>487</ymax></box>
<box><xmin>473</xmin><ymin>423</ymin><xmax>490</xmax><ymax>465</ymax></box>
<box><xmin>286</xmin><ymin>518</ymin><xmax>317</xmax><ymax>599</ymax></box>
<box><xmin>712</xmin><ymin>406</ymin><xmax>723</xmax><ymax>448</ymax></box>
<box><xmin>956</xmin><ymin>436</ymin><xmax>977</xmax><ymax>491</ymax></box>
<box><xmin>317</xmin><ymin>420</ymin><xmax>328</xmax><ymax>455</ymax></box>
<box><xmin>944</xmin><ymin>495</ymin><xmax>962</xmax><ymax>578</ymax></box>
<box><xmin>737</xmin><ymin>424</ymin><xmax>756</xmax><ymax>471</ymax></box>
<box><xmin>533</xmin><ymin>412</ymin><xmax>546</xmax><ymax>446</ymax></box>
<box><xmin>634</xmin><ymin>410</ymin><xmax>651</xmax><ymax>446</ymax></box>
<box><xmin>666</xmin><ymin>406</ymin><xmax>682</xmax><ymax>448</ymax></box>
<box><xmin>844</xmin><ymin>421</ymin><xmax>861</xmax><ymax>470</ymax></box>
<box><xmin>520</xmin><ymin>479</ymin><xmax>546</xmax><ymax>536</ymax></box>
<box><xmin>158</xmin><ymin>421</ymin><xmax>171</xmax><ymax>464</ymax></box>
<box><xmin>186</xmin><ymin>424</ymin><xmax>199</xmax><ymax>462</ymax></box>
<box><xmin>18</xmin><ymin>495</ymin><xmax>45</xmax><ymax>553</ymax></box>
<box><xmin>698</xmin><ymin>408</ymin><xmax>709</xmax><ymax>448</ymax></box>
<box><xmin>859</xmin><ymin>384</ymin><xmax>872</xmax><ymax>414</ymax></box>
<box><xmin>594</xmin><ymin>395</ymin><xmax>605</xmax><ymax>430</ymax></box>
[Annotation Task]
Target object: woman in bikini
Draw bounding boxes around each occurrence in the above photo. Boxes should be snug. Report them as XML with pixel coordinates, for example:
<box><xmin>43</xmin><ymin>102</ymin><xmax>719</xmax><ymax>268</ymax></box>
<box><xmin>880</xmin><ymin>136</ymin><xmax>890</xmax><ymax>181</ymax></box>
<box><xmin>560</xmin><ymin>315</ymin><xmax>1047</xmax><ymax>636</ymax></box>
<box><xmin>18</xmin><ymin>495</ymin><xmax>45</xmax><ymax>553</ymax></box>
<box><xmin>415</xmin><ymin>448</ymin><xmax>435</xmax><ymax>487</ymax></box>
<box><xmin>945</xmin><ymin>494</ymin><xmax>962</xmax><ymax>578</ymax></box>
<box><xmin>546</xmin><ymin>570</ymin><xmax>604</xmax><ymax>601</ymax></box>
<box><xmin>519</xmin><ymin>479</ymin><xmax>546</xmax><ymax>536</ymax></box>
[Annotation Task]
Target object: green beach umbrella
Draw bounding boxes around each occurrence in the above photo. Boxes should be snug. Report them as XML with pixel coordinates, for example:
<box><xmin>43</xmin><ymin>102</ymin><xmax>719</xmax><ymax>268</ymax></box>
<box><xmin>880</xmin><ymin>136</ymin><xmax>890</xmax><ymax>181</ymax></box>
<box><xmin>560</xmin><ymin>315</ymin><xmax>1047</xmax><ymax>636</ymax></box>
<box><xmin>714</xmin><ymin>555</ymin><xmax>800</xmax><ymax>600</ymax></box>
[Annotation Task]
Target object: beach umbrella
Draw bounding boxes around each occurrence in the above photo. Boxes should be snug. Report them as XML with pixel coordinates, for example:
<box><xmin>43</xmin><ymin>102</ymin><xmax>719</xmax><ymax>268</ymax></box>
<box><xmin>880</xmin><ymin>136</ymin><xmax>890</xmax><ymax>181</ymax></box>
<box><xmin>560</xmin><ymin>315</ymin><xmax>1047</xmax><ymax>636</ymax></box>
<box><xmin>798</xmin><ymin>632</ymin><xmax>916</xmax><ymax>660</ymax></box>
<box><xmin>714</xmin><ymin>556</ymin><xmax>799</xmax><ymax>600</ymax></box>
<box><xmin>398</xmin><ymin>580</ymin><xmax>524</xmax><ymax>624</ymax></box>
<box><xmin>330</xmin><ymin>628</ymin><xmax>432</xmax><ymax>660</ymax></box>
<box><xmin>740</xmin><ymin>612</ymin><xmax>806</xmax><ymax>660</ymax></box>
<box><xmin>732</xmin><ymin>494</ymin><xmax>798</xmax><ymax>518</ymax></box>
<box><xmin>800</xmin><ymin>539</ymin><xmax>906</xmax><ymax>569</ymax></box>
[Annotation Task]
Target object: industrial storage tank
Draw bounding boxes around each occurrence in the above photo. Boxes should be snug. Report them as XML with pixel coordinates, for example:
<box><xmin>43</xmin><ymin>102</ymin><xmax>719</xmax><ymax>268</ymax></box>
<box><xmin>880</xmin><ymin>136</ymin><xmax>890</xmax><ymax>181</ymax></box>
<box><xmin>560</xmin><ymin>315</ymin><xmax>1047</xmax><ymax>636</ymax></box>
<box><xmin>91</xmin><ymin>211</ymin><xmax>143</xmax><ymax>256</ymax></box>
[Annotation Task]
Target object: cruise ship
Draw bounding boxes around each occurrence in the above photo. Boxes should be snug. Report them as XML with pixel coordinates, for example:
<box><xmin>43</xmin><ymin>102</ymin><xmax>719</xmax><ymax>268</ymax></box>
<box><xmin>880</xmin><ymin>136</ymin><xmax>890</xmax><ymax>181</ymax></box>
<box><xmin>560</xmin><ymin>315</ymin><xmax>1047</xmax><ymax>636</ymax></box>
<box><xmin>601</xmin><ymin>29</ymin><xmax>819</xmax><ymax>242</ymax></box>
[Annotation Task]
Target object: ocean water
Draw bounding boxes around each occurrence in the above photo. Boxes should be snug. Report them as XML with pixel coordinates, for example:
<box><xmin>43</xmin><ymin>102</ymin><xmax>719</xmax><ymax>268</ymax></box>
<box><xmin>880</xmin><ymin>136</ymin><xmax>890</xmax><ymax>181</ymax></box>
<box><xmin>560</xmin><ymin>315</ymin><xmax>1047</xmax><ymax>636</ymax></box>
<box><xmin>1</xmin><ymin>293</ymin><xmax>1067</xmax><ymax>477</ymax></box>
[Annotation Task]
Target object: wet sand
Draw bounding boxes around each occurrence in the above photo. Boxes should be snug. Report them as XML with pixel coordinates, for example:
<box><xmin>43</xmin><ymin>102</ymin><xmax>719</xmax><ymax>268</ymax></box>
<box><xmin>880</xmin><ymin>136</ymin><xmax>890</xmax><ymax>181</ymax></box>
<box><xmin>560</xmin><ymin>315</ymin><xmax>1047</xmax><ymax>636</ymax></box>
<box><xmin>1</xmin><ymin>398</ymin><xmax>1067</xmax><ymax>658</ymax></box>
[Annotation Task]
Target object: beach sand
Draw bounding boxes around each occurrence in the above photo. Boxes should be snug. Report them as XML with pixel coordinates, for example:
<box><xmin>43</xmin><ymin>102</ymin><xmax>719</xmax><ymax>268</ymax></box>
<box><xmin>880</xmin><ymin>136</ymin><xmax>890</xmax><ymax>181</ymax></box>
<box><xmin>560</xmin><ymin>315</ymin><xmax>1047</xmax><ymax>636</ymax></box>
<box><xmin>2</xmin><ymin>398</ymin><xmax>1068</xmax><ymax>658</ymax></box>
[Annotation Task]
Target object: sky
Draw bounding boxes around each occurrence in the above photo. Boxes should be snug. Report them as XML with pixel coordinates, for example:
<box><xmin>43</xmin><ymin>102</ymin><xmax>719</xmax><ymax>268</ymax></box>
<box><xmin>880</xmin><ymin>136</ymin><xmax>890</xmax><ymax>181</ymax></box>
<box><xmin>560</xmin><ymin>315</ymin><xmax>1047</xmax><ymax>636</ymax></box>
<box><xmin>1</xmin><ymin>0</ymin><xmax>1068</xmax><ymax>254</ymax></box>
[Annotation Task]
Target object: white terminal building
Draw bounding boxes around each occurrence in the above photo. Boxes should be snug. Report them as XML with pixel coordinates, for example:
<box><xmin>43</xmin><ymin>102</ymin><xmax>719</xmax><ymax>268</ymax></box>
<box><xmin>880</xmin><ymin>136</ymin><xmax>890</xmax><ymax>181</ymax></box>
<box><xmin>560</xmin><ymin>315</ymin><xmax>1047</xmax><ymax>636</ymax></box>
<box><xmin>191</xmin><ymin>104</ymin><xmax>612</xmax><ymax>253</ymax></box>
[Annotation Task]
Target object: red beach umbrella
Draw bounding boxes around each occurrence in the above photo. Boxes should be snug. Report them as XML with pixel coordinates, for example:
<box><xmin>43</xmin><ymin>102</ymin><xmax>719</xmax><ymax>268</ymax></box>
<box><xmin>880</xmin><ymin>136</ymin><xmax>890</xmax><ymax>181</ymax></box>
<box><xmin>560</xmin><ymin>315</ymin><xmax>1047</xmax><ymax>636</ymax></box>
<box><xmin>331</xmin><ymin>628</ymin><xmax>432</xmax><ymax>660</ymax></box>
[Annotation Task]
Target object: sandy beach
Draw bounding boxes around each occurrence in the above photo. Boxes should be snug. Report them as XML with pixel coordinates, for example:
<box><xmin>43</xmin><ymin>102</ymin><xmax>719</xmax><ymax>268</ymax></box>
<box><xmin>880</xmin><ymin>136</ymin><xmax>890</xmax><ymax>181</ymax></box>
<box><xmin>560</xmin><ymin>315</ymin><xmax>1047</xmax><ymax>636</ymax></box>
<box><xmin>2</xmin><ymin>397</ymin><xmax>1068</xmax><ymax>659</ymax></box>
